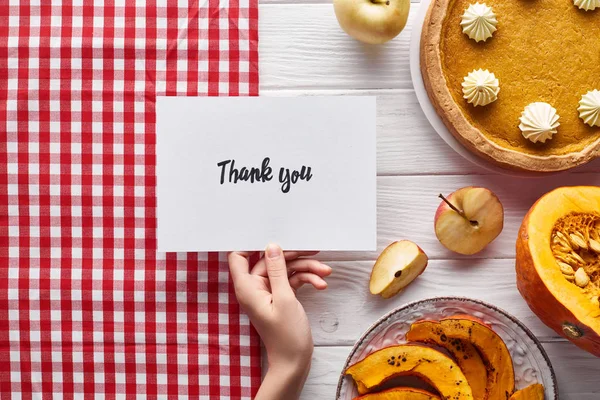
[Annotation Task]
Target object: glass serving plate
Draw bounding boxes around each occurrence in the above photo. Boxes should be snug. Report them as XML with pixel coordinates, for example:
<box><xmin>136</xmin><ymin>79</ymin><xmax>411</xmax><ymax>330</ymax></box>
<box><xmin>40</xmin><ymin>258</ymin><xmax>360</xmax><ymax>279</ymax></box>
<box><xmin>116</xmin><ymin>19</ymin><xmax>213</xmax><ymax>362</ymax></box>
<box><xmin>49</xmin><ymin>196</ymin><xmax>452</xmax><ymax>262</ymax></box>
<box><xmin>336</xmin><ymin>297</ymin><xmax>557</xmax><ymax>399</ymax></box>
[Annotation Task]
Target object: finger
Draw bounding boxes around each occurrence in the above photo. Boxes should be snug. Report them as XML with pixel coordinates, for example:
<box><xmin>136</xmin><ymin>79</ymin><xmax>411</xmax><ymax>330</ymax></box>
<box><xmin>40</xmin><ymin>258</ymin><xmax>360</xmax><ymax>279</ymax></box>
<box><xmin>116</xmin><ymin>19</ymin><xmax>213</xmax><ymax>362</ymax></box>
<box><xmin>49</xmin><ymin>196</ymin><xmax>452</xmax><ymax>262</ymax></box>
<box><xmin>251</xmin><ymin>253</ymin><xmax>324</xmax><ymax>277</ymax></box>
<box><xmin>249</xmin><ymin>258</ymin><xmax>267</xmax><ymax>276</ymax></box>
<box><xmin>283</xmin><ymin>251</ymin><xmax>319</xmax><ymax>261</ymax></box>
<box><xmin>264</xmin><ymin>243</ymin><xmax>294</xmax><ymax>301</ymax></box>
<box><xmin>287</xmin><ymin>259</ymin><xmax>332</xmax><ymax>277</ymax></box>
<box><xmin>228</xmin><ymin>252</ymin><xmax>250</xmax><ymax>284</ymax></box>
<box><xmin>289</xmin><ymin>272</ymin><xmax>328</xmax><ymax>291</ymax></box>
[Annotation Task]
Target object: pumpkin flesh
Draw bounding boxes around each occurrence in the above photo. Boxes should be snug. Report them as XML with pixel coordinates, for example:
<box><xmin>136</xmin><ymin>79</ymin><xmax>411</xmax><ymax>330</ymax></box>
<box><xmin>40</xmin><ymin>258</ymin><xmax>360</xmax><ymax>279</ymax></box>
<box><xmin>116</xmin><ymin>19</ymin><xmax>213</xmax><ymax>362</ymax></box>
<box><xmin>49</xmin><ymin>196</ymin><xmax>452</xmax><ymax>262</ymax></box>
<box><xmin>439</xmin><ymin>317</ymin><xmax>515</xmax><ymax>400</ymax></box>
<box><xmin>508</xmin><ymin>383</ymin><xmax>544</xmax><ymax>400</ymax></box>
<box><xmin>406</xmin><ymin>321</ymin><xmax>488</xmax><ymax>400</ymax></box>
<box><xmin>355</xmin><ymin>387</ymin><xmax>440</xmax><ymax>400</ymax></box>
<box><xmin>516</xmin><ymin>186</ymin><xmax>600</xmax><ymax>356</ymax></box>
<box><xmin>345</xmin><ymin>345</ymin><xmax>473</xmax><ymax>399</ymax></box>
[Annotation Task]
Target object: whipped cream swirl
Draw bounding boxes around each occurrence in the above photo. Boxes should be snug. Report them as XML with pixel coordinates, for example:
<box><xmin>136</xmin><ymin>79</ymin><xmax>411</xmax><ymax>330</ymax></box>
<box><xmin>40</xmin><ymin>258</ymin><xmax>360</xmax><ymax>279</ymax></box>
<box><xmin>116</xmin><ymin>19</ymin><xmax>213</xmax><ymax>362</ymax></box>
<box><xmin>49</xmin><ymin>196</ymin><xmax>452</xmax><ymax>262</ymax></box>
<box><xmin>460</xmin><ymin>3</ymin><xmax>498</xmax><ymax>42</ymax></box>
<box><xmin>519</xmin><ymin>102</ymin><xmax>560</xmax><ymax>144</ymax></box>
<box><xmin>462</xmin><ymin>69</ymin><xmax>500</xmax><ymax>107</ymax></box>
<box><xmin>578</xmin><ymin>90</ymin><xmax>600</xmax><ymax>127</ymax></box>
<box><xmin>574</xmin><ymin>0</ymin><xmax>600</xmax><ymax>11</ymax></box>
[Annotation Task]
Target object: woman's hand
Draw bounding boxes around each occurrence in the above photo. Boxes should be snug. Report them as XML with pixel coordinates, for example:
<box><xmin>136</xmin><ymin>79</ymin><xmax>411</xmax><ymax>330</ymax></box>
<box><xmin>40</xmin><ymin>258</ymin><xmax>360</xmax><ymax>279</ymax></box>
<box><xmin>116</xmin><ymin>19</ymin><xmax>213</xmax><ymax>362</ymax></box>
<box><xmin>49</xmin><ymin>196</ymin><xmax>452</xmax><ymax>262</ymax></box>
<box><xmin>228</xmin><ymin>244</ymin><xmax>332</xmax><ymax>400</ymax></box>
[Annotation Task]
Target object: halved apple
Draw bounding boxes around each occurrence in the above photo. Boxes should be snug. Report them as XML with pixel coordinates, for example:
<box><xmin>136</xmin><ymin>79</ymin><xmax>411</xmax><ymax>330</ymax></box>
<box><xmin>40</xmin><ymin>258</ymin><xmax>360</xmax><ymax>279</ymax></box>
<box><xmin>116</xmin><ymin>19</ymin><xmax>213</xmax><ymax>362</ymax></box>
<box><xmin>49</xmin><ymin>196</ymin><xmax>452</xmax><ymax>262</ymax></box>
<box><xmin>356</xmin><ymin>387</ymin><xmax>440</xmax><ymax>399</ymax></box>
<box><xmin>406</xmin><ymin>320</ymin><xmax>488</xmax><ymax>400</ymax></box>
<box><xmin>434</xmin><ymin>187</ymin><xmax>504</xmax><ymax>255</ymax></box>
<box><xmin>369</xmin><ymin>240</ymin><xmax>429</xmax><ymax>299</ymax></box>
<box><xmin>345</xmin><ymin>345</ymin><xmax>473</xmax><ymax>398</ymax></box>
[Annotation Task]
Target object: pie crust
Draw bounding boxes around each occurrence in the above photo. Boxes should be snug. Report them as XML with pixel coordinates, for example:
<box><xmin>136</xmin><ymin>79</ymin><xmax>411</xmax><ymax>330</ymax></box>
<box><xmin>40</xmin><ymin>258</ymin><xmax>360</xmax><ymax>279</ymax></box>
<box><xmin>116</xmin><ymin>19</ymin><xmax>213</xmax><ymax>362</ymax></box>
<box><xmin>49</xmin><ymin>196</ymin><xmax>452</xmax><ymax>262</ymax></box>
<box><xmin>421</xmin><ymin>0</ymin><xmax>600</xmax><ymax>172</ymax></box>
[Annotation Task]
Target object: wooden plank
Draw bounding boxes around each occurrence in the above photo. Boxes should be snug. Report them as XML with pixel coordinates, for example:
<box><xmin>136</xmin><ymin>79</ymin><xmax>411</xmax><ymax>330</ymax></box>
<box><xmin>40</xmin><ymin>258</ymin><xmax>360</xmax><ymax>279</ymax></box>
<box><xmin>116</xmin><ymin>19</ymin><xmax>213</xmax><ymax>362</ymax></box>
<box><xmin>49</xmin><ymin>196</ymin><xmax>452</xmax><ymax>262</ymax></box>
<box><xmin>301</xmin><ymin>342</ymin><xmax>600</xmax><ymax>399</ymax></box>
<box><xmin>297</xmin><ymin>259</ymin><xmax>559</xmax><ymax>346</ymax></box>
<box><xmin>262</xmin><ymin>89</ymin><xmax>600</xmax><ymax>176</ymax></box>
<box><xmin>260</xmin><ymin>4</ymin><xmax>419</xmax><ymax>90</ymax></box>
<box><xmin>314</xmin><ymin>173</ymin><xmax>600</xmax><ymax>261</ymax></box>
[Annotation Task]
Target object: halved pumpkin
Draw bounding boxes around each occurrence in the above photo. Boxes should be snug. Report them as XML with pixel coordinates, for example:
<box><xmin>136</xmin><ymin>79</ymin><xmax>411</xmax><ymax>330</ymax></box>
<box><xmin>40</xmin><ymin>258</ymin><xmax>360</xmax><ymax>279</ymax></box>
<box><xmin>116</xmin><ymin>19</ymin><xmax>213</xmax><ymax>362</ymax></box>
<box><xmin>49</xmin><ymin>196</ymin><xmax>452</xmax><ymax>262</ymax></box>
<box><xmin>406</xmin><ymin>320</ymin><xmax>488</xmax><ymax>400</ymax></box>
<box><xmin>509</xmin><ymin>383</ymin><xmax>544</xmax><ymax>400</ymax></box>
<box><xmin>345</xmin><ymin>345</ymin><xmax>473</xmax><ymax>399</ymax></box>
<box><xmin>439</xmin><ymin>316</ymin><xmax>515</xmax><ymax>400</ymax></box>
<box><xmin>516</xmin><ymin>186</ymin><xmax>600</xmax><ymax>357</ymax></box>
<box><xmin>355</xmin><ymin>387</ymin><xmax>440</xmax><ymax>400</ymax></box>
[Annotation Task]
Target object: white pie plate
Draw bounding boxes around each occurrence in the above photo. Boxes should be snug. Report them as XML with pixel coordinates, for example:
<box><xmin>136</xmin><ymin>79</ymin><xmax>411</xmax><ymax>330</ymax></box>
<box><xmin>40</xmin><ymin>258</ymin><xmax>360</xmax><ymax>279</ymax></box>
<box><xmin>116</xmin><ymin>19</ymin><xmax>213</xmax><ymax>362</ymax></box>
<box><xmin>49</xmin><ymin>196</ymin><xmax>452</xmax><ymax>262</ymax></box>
<box><xmin>336</xmin><ymin>297</ymin><xmax>558</xmax><ymax>399</ymax></box>
<box><xmin>409</xmin><ymin>0</ymin><xmax>542</xmax><ymax>177</ymax></box>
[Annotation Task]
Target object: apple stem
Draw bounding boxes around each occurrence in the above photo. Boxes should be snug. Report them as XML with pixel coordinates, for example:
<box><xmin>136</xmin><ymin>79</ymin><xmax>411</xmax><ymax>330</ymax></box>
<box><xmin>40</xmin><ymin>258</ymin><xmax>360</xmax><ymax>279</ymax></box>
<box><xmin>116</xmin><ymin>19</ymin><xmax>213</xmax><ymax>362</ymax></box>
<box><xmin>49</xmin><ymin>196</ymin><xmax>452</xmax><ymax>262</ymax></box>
<box><xmin>370</xmin><ymin>0</ymin><xmax>390</xmax><ymax>4</ymax></box>
<box><xmin>438</xmin><ymin>194</ymin><xmax>479</xmax><ymax>227</ymax></box>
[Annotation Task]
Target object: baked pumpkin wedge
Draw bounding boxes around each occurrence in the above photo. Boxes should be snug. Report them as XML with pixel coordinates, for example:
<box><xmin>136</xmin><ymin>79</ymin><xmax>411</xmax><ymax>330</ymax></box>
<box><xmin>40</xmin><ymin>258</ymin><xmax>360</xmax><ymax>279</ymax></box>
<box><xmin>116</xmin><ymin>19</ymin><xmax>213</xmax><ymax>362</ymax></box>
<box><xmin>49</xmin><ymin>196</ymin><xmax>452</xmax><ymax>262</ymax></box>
<box><xmin>439</xmin><ymin>316</ymin><xmax>515</xmax><ymax>400</ymax></box>
<box><xmin>516</xmin><ymin>186</ymin><xmax>600</xmax><ymax>356</ymax></box>
<box><xmin>406</xmin><ymin>320</ymin><xmax>488</xmax><ymax>400</ymax></box>
<box><xmin>345</xmin><ymin>345</ymin><xmax>473</xmax><ymax>399</ymax></box>
<box><xmin>508</xmin><ymin>383</ymin><xmax>544</xmax><ymax>400</ymax></box>
<box><xmin>355</xmin><ymin>387</ymin><xmax>440</xmax><ymax>400</ymax></box>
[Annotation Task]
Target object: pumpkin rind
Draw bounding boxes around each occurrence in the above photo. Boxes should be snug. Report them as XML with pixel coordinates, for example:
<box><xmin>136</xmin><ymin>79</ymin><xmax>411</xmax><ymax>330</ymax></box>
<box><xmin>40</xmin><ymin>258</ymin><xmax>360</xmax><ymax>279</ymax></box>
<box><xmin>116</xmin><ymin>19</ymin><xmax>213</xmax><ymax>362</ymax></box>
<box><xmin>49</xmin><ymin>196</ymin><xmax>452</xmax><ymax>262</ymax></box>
<box><xmin>515</xmin><ymin>186</ymin><xmax>600</xmax><ymax>357</ymax></box>
<box><xmin>406</xmin><ymin>321</ymin><xmax>488</xmax><ymax>400</ymax></box>
<box><xmin>355</xmin><ymin>387</ymin><xmax>440</xmax><ymax>400</ymax></box>
<box><xmin>439</xmin><ymin>317</ymin><xmax>515</xmax><ymax>400</ymax></box>
<box><xmin>508</xmin><ymin>383</ymin><xmax>544</xmax><ymax>400</ymax></box>
<box><xmin>345</xmin><ymin>345</ymin><xmax>473</xmax><ymax>399</ymax></box>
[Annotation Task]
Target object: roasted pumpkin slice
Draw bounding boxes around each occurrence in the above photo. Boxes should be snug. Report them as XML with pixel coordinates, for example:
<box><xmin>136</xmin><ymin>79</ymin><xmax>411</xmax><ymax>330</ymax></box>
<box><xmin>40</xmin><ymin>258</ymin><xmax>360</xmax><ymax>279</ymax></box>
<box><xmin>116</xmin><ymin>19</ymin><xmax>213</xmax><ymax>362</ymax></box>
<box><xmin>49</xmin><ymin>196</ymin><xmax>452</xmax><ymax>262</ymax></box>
<box><xmin>407</xmin><ymin>320</ymin><xmax>488</xmax><ymax>400</ymax></box>
<box><xmin>508</xmin><ymin>383</ymin><xmax>544</xmax><ymax>400</ymax></box>
<box><xmin>355</xmin><ymin>387</ymin><xmax>440</xmax><ymax>399</ymax></box>
<box><xmin>345</xmin><ymin>345</ymin><xmax>473</xmax><ymax>399</ymax></box>
<box><xmin>516</xmin><ymin>186</ymin><xmax>600</xmax><ymax>356</ymax></box>
<box><xmin>439</xmin><ymin>317</ymin><xmax>515</xmax><ymax>400</ymax></box>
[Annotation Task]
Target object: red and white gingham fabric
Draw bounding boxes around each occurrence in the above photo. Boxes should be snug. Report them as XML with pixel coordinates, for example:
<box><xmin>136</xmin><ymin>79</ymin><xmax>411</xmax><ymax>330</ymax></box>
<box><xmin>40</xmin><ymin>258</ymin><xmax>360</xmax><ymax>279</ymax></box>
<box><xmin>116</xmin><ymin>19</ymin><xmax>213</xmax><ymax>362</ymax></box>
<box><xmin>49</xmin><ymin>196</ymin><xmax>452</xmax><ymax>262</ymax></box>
<box><xmin>0</xmin><ymin>1</ymin><xmax>261</xmax><ymax>398</ymax></box>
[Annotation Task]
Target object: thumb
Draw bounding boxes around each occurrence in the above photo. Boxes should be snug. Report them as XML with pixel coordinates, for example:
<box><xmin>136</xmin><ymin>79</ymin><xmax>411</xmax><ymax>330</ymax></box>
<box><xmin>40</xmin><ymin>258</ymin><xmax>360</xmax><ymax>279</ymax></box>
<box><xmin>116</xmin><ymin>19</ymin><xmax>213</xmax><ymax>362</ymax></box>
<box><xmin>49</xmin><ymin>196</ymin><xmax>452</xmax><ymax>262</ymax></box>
<box><xmin>265</xmin><ymin>243</ymin><xmax>293</xmax><ymax>301</ymax></box>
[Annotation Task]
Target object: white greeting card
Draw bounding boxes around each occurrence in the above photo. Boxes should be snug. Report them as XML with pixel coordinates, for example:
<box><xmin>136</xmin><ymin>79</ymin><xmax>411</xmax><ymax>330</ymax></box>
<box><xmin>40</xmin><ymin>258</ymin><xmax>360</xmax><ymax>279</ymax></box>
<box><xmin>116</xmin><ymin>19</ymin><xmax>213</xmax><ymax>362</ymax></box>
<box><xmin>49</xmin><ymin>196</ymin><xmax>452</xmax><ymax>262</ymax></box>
<box><xmin>156</xmin><ymin>96</ymin><xmax>377</xmax><ymax>252</ymax></box>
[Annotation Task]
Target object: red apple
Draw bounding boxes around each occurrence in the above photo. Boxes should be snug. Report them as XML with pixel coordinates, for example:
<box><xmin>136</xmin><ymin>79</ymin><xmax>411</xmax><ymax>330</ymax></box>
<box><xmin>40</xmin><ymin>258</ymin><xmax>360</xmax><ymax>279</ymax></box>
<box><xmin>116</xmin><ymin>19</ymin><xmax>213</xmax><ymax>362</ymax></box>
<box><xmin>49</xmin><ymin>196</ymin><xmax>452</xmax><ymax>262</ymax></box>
<box><xmin>370</xmin><ymin>240</ymin><xmax>429</xmax><ymax>299</ymax></box>
<box><xmin>434</xmin><ymin>187</ymin><xmax>504</xmax><ymax>255</ymax></box>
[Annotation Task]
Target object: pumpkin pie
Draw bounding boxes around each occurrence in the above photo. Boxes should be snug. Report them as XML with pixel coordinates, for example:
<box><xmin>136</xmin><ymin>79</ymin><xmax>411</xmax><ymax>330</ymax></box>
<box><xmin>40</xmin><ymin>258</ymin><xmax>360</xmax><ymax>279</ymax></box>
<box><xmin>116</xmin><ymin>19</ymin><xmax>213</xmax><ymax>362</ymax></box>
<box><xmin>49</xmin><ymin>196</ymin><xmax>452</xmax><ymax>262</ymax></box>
<box><xmin>421</xmin><ymin>0</ymin><xmax>600</xmax><ymax>172</ymax></box>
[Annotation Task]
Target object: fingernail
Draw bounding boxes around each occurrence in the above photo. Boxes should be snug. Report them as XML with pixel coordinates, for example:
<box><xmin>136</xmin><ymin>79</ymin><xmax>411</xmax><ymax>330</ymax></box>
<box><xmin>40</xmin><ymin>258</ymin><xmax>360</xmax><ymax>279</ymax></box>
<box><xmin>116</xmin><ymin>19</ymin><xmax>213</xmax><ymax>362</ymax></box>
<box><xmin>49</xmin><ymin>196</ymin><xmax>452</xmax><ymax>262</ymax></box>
<box><xmin>265</xmin><ymin>243</ymin><xmax>281</xmax><ymax>260</ymax></box>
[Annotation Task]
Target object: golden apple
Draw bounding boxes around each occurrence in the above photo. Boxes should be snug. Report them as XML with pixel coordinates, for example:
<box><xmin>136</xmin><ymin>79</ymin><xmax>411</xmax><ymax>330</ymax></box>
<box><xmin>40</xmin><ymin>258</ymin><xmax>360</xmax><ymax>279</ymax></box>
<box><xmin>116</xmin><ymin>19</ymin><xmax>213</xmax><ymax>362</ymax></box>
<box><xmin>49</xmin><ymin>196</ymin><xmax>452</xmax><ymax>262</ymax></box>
<box><xmin>333</xmin><ymin>0</ymin><xmax>410</xmax><ymax>44</ymax></box>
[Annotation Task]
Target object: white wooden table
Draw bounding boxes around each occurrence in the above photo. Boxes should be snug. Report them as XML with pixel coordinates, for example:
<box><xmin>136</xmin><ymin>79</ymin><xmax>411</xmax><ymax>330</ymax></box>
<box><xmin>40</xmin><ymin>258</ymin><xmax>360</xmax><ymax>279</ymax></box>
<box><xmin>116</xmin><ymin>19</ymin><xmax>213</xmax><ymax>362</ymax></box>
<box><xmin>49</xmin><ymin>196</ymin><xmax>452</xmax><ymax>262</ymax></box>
<box><xmin>259</xmin><ymin>1</ymin><xmax>600</xmax><ymax>398</ymax></box>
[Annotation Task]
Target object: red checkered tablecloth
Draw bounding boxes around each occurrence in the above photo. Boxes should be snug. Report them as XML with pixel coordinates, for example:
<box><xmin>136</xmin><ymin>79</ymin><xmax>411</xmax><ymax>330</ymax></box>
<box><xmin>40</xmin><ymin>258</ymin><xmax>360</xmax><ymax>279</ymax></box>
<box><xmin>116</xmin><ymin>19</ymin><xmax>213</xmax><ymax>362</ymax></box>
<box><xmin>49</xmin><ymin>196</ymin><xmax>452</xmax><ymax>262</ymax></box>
<box><xmin>0</xmin><ymin>1</ymin><xmax>261</xmax><ymax>398</ymax></box>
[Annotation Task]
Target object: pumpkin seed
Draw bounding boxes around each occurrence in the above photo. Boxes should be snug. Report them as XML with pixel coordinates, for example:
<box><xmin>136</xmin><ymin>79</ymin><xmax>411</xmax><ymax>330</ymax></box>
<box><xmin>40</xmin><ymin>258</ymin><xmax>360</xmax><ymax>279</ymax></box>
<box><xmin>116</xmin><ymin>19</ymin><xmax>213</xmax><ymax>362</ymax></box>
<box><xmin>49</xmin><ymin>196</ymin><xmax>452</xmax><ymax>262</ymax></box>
<box><xmin>570</xmin><ymin>232</ymin><xmax>588</xmax><ymax>250</ymax></box>
<box><xmin>555</xmin><ymin>232</ymin><xmax>572</xmax><ymax>249</ymax></box>
<box><xmin>570</xmin><ymin>251</ymin><xmax>586</xmax><ymax>265</ymax></box>
<box><xmin>554</xmin><ymin>245</ymin><xmax>573</xmax><ymax>254</ymax></box>
<box><xmin>556</xmin><ymin>254</ymin><xmax>577</xmax><ymax>267</ymax></box>
<box><xmin>556</xmin><ymin>231</ymin><xmax>569</xmax><ymax>241</ymax></box>
<box><xmin>558</xmin><ymin>262</ymin><xmax>575</xmax><ymax>276</ymax></box>
<box><xmin>590</xmin><ymin>239</ymin><xmax>600</xmax><ymax>254</ymax></box>
<box><xmin>575</xmin><ymin>268</ymin><xmax>590</xmax><ymax>288</ymax></box>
